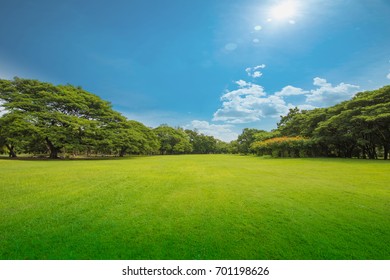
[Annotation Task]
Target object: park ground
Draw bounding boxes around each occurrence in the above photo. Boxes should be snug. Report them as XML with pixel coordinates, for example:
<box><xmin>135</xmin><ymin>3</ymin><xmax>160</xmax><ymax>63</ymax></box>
<box><xmin>0</xmin><ymin>155</ymin><xmax>389</xmax><ymax>259</ymax></box>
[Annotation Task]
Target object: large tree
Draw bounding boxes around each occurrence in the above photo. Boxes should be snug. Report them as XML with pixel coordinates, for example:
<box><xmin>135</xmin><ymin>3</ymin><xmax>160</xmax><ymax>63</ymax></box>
<box><xmin>0</xmin><ymin>78</ymin><xmax>157</xmax><ymax>158</ymax></box>
<box><xmin>185</xmin><ymin>129</ymin><xmax>218</xmax><ymax>154</ymax></box>
<box><xmin>236</xmin><ymin>128</ymin><xmax>265</xmax><ymax>154</ymax></box>
<box><xmin>110</xmin><ymin>119</ymin><xmax>160</xmax><ymax>157</ymax></box>
<box><xmin>346</xmin><ymin>86</ymin><xmax>390</xmax><ymax>159</ymax></box>
<box><xmin>272</xmin><ymin>85</ymin><xmax>390</xmax><ymax>159</ymax></box>
<box><xmin>153</xmin><ymin>125</ymin><xmax>192</xmax><ymax>155</ymax></box>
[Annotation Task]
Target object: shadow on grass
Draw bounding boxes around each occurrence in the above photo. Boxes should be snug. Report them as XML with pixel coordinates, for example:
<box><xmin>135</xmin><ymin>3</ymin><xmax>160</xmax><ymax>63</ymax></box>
<box><xmin>0</xmin><ymin>155</ymin><xmax>145</xmax><ymax>161</ymax></box>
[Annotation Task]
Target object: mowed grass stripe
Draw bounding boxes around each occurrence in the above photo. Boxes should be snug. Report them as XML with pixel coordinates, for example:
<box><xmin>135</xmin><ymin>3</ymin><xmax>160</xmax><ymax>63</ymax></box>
<box><xmin>0</xmin><ymin>155</ymin><xmax>389</xmax><ymax>259</ymax></box>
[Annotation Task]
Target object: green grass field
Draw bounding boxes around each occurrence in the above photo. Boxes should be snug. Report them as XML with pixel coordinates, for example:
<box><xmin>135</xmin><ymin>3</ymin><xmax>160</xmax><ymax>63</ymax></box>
<box><xmin>0</xmin><ymin>155</ymin><xmax>389</xmax><ymax>260</ymax></box>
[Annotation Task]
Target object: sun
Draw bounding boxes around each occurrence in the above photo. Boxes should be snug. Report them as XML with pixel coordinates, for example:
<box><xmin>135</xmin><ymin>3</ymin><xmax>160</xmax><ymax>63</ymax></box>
<box><xmin>270</xmin><ymin>1</ymin><xmax>297</xmax><ymax>20</ymax></box>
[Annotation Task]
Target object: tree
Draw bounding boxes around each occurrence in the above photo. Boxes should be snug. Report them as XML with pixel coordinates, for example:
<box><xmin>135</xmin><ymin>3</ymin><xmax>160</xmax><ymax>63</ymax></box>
<box><xmin>277</xmin><ymin>107</ymin><xmax>301</xmax><ymax>136</ymax></box>
<box><xmin>111</xmin><ymin>120</ymin><xmax>160</xmax><ymax>157</ymax></box>
<box><xmin>153</xmin><ymin>125</ymin><xmax>192</xmax><ymax>154</ymax></box>
<box><xmin>185</xmin><ymin>129</ymin><xmax>218</xmax><ymax>154</ymax></box>
<box><xmin>272</xmin><ymin>85</ymin><xmax>390</xmax><ymax>159</ymax></box>
<box><xmin>228</xmin><ymin>140</ymin><xmax>239</xmax><ymax>154</ymax></box>
<box><xmin>0</xmin><ymin>111</ymin><xmax>40</xmax><ymax>157</ymax></box>
<box><xmin>314</xmin><ymin>110</ymin><xmax>358</xmax><ymax>158</ymax></box>
<box><xmin>0</xmin><ymin>78</ymin><xmax>158</xmax><ymax>158</ymax></box>
<box><xmin>237</xmin><ymin>128</ymin><xmax>265</xmax><ymax>154</ymax></box>
<box><xmin>215</xmin><ymin>139</ymin><xmax>229</xmax><ymax>154</ymax></box>
<box><xmin>1</xmin><ymin>79</ymin><xmax>105</xmax><ymax>157</ymax></box>
<box><xmin>128</xmin><ymin>120</ymin><xmax>160</xmax><ymax>155</ymax></box>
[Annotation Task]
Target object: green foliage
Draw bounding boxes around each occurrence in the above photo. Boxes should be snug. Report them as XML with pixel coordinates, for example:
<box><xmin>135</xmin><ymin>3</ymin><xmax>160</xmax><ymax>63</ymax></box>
<box><xmin>185</xmin><ymin>129</ymin><xmax>219</xmax><ymax>154</ymax></box>
<box><xmin>275</xmin><ymin>85</ymin><xmax>390</xmax><ymax>159</ymax></box>
<box><xmin>0</xmin><ymin>78</ymin><xmax>161</xmax><ymax>158</ymax></box>
<box><xmin>227</xmin><ymin>140</ymin><xmax>239</xmax><ymax>154</ymax></box>
<box><xmin>236</xmin><ymin>128</ymin><xmax>265</xmax><ymax>154</ymax></box>
<box><xmin>2</xmin><ymin>77</ymin><xmax>388</xmax><ymax>159</ymax></box>
<box><xmin>0</xmin><ymin>111</ymin><xmax>38</xmax><ymax>157</ymax></box>
<box><xmin>252</xmin><ymin>136</ymin><xmax>312</xmax><ymax>158</ymax></box>
<box><xmin>277</xmin><ymin>107</ymin><xmax>302</xmax><ymax>136</ymax></box>
<box><xmin>215</xmin><ymin>139</ymin><xmax>230</xmax><ymax>154</ymax></box>
<box><xmin>153</xmin><ymin>125</ymin><xmax>193</xmax><ymax>154</ymax></box>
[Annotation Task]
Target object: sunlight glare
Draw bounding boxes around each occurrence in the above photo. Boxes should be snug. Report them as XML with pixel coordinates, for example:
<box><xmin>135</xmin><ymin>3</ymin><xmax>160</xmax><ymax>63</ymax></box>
<box><xmin>270</xmin><ymin>1</ymin><xmax>296</xmax><ymax>20</ymax></box>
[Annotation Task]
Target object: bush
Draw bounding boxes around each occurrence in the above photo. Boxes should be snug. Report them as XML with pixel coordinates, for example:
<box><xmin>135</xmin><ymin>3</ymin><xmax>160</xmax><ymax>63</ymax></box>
<box><xmin>251</xmin><ymin>136</ymin><xmax>312</xmax><ymax>158</ymax></box>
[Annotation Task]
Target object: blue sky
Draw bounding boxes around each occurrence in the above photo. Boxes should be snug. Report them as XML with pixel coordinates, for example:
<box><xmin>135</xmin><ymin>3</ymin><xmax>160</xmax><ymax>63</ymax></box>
<box><xmin>1</xmin><ymin>0</ymin><xmax>390</xmax><ymax>141</ymax></box>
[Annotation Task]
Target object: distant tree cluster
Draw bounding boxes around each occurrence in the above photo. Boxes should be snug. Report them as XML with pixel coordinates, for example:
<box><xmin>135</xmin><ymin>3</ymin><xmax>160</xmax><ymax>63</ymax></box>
<box><xmin>0</xmin><ymin>78</ymin><xmax>226</xmax><ymax>158</ymax></box>
<box><xmin>247</xmin><ymin>85</ymin><xmax>390</xmax><ymax>159</ymax></box>
<box><xmin>185</xmin><ymin>129</ymin><xmax>230</xmax><ymax>154</ymax></box>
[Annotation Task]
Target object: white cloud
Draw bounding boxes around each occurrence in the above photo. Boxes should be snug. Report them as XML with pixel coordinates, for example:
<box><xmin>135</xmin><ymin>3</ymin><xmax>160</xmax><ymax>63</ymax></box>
<box><xmin>306</xmin><ymin>77</ymin><xmax>360</xmax><ymax>106</ymax></box>
<box><xmin>253</xmin><ymin>64</ymin><xmax>266</xmax><ymax>70</ymax></box>
<box><xmin>296</xmin><ymin>104</ymin><xmax>316</xmax><ymax>111</ymax></box>
<box><xmin>387</xmin><ymin>73</ymin><xmax>390</xmax><ymax>79</ymax></box>
<box><xmin>211</xmin><ymin>66</ymin><xmax>362</xmax><ymax>126</ymax></box>
<box><xmin>186</xmin><ymin>120</ymin><xmax>238</xmax><ymax>142</ymax></box>
<box><xmin>223</xmin><ymin>80</ymin><xmax>266</xmax><ymax>100</ymax></box>
<box><xmin>253</xmin><ymin>38</ymin><xmax>260</xmax><ymax>43</ymax></box>
<box><xmin>275</xmin><ymin>85</ymin><xmax>308</xmax><ymax>97</ymax></box>
<box><xmin>235</xmin><ymin>79</ymin><xmax>250</xmax><ymax>88</ymax></box>
<box><xmin>252</xmin><ymin>71</ymin><xmax>263</xmax><ymax>78</ymax></box>
<box><xmin>213</xmin><ymin>80</ymin><xmax>290</xmax><ymax>124</ymax></box>
<box><xmin>254</xmin><ymin>25</ymin><xmax>262</xmax><ymax>31</ymax></box>
<box><xmin>245</xmin><ymin>64</ymin><xmax>266</xmax><ymax>78</ymax></box>
<box><xmin>213</xmin><ymin>107</ymin><xmax>260</xmax><ymax>124</ymax></box>
<box><xmin>313</xmin><ymin>77</ymin><xmax>331</xmax><ymax>87</ymax></box>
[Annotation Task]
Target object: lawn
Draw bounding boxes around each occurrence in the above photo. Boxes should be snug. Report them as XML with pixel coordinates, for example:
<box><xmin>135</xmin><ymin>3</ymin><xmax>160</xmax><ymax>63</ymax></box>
<box><xmin>0</xmin><ymin>155</ymin><xmax>389</xmax><ymax>260</ymax></box>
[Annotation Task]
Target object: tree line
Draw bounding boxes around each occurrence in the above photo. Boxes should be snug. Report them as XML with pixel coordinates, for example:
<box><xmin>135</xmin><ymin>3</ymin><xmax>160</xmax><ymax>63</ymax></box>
<box><xmin>235</xmin><ymin>85</ymin><xmax>390</xmax><ymax>160</ymax></box>
<box><xmin>0</xmin><ymin>78</ymin><xmax>227</xmax><ymax>158</ymax></box>
<box><xmin>1</xmin><ymin>78</ymin><xmax>389</xmax><ymax>159</ymax></box>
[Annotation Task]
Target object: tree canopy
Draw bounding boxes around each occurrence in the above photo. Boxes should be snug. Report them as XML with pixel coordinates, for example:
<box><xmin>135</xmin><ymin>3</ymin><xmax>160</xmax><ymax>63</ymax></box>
<box><xmin>0</xmin><ymin>78</ymin><xmax>160</xmax><ymax>158</ymax></box>
<box><xmin>252</xmin><ymin>85</ymin><xmax>390</xmax><ymax>159</ymax></box>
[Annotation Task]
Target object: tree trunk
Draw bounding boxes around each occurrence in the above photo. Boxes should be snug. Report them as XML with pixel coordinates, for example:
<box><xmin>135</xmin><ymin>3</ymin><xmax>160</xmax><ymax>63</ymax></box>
<box><xmin>5</xmin><ymin>144</ymin><xmax>17</xmax><ymax>158</ymax></box>
<box><xmin>119</xmin><ymin>147</ymin><xmax>126</xmax><ymax>157</ymax></box>
<box><xmin>365</xmin><ymin>144</ymin><xmax>376</xmax><ymax>159</ymax></box>
<box><xmin>45</xmin><ymin>137</ymin><xmax>61</xmax><ymax>159</ymax></box>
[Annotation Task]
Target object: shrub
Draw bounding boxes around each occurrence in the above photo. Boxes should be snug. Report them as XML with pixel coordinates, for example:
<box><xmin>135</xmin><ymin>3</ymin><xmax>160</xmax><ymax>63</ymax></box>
<box><xmin>251</xmin><ymin>136</ymin><xmax>312</xmax><ymax>158</ymax></box>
